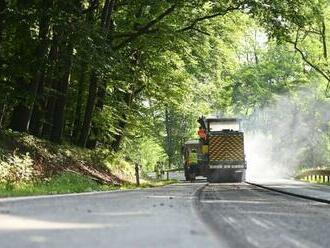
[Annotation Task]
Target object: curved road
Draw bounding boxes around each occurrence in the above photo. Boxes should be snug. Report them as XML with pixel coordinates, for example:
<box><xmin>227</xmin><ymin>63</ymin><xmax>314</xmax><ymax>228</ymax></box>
<box><xmin>0</xmin><ymin>182</ymin><xmax>330</xmax><ymax>247</ymax></box>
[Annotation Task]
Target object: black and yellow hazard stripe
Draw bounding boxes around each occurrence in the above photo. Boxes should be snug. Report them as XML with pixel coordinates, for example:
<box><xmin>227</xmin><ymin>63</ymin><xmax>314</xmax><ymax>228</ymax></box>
<box><xmin>209</xmin><ymin>133</ymin><xmax>244</xmax><ymax>161</ymax></box>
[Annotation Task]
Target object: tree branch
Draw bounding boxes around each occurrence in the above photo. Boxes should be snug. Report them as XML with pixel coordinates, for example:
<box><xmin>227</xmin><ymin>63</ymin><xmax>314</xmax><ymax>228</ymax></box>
<box><xmin>288</xmin><ymin>30</ymin><xmax>330</xmax><ymax>96</ymax></box>
<box><xmin>113</xmin><ymin>4</ymin><xmax>176</xmax><ymax>49</ymax></box>
<box><xmin>190</xmin><ymin>27</ymin><xmax>211</xmax><ymax>36</ymax></box>
<box><xmin>179</xmin><ymin>6</ymin><xmax>240</xmax><ymax>32</ymax></box>
<box><xmin>321</xmin><ymin>19</ymin><xmax>328</xmax><ymax>59</ymax></box>
<box><xmin>112</xmin><ymin>28</ymin><xmax>159</xmax><ymax>38</ymax></box>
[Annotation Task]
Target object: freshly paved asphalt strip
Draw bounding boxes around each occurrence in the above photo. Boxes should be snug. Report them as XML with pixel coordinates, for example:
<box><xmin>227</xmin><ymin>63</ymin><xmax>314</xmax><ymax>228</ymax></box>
<box><xmin>248</xmin><ymin>179</ymin><xmax>330</xmax><ymax>202</ymax></box>
<box><xmin>1</xmin><ymin>181</ymin><xmax>330</xmax><ymax>248</ymax></box>
<box><xmin>198</xmin><ymin>183</ymin><xmax>330</xmax><ymax>248</ymax></box>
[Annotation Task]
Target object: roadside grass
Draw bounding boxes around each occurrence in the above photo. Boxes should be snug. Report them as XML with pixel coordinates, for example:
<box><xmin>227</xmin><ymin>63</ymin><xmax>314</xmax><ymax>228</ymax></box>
<box><xmin>0</xmin><ymin>172</ymin><xmax>177</xmax><ymax>198</ymax></box>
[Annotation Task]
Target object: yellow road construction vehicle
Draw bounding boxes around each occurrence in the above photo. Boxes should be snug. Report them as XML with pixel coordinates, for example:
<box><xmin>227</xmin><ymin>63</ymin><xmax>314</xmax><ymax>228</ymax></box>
<box><xmin>183</xmin><ymin>116</ymin><xmax>246</xmax><ymax>182</ymax></box>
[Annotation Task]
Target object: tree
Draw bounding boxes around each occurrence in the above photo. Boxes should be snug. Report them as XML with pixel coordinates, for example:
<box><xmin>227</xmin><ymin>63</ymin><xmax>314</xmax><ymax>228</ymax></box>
<box><xmin>1</xmin><ymin>0</ymin><xmax>328</xmax><ymax>166</ymax></box>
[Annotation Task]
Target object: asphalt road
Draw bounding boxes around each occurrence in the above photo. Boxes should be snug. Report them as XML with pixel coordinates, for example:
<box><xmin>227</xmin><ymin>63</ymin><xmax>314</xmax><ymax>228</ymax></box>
<box><xmin>198</xmin><ymin>183</ymin><xmax>330</xmax><ymax>248</ymax></box>
<box><xmin>0</xmin><ymin>182</ymin><xmax>330</xmax><ymax>248</ymax></box>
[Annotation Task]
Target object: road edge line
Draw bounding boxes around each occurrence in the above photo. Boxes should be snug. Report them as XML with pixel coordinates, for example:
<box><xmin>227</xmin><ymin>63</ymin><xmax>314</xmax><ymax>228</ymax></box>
<box><xmin>246</xmin><ymin>181</ymin><xmax>330</xmax><ymax>204</ymax></box>
<box><xmin>0</xmin><ymin>188</ymin><xmax>143</xmax><ymax>203</ymax></box>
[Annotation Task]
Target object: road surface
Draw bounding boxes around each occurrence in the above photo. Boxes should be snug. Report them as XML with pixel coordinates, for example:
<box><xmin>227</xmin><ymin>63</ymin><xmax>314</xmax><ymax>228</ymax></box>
<box><xmin>0</xmin><ymin>182</ymin><xmax>330</xmax><ymax>248</ymax></box>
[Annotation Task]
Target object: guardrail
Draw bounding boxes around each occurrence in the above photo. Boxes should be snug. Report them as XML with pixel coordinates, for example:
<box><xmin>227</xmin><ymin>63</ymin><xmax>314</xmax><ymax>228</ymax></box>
<box><xmin>161</xmin><ymin>167</ymin><xmax>184</xmax><ymax>180</ymax></box>
<box><xmin>295</xmin><ymin>169</ymin><xmax>330</xmax><ymax>183</ymax></box>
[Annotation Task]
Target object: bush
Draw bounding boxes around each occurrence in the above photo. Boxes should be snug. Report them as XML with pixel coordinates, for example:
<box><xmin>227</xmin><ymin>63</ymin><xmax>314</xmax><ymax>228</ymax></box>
<box><xmin>105</xmin><ymin>158</ymin><xmax>135</xmax><ymax>182</ymax></box>
<box><xmin>42</xmin><ymin>172</ymin><xmax>99</xmax><ymax>193</ymax></box>
<box><xmin>0</xmin><ymin>153</ymin><xmax>35</xmax><ymax>185</ymax></box>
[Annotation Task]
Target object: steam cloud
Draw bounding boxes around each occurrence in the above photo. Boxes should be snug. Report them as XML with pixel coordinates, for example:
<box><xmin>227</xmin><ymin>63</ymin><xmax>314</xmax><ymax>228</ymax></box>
<box><xmin>243</xmin><ymin>88</ymin><xmax>330</xmax><ymax>180</ymax></box>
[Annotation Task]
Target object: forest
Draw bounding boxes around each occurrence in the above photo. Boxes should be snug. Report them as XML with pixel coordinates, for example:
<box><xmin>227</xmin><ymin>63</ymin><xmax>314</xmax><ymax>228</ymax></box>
<box><xmin>0</xmin><ymin>0</ymin><xmax>330</xmax><ymax>189</ymax></box>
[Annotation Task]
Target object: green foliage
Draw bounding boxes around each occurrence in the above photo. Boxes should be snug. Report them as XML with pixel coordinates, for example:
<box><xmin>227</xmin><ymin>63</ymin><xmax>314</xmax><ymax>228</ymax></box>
<box><xmin>40</xmin><ymin>172</ymin><xmax>100</xmax><ymax>194</ymax></box>
<box><xmin>231</xmin><ymin>43</ymin><xmax>310</xmax><ymax>114</ymax></box>
<box><xmin>124</xmin><ymin>137</ymin><xmax>167</xmax><ymax>172</ymax></box>
<box><xmin>251</xmin><ymin>0</ymin><xmax>330</xmax><ymax>95</ymax></box>
<box><xmin>0</xmin><ymin>153</ymin><xmax>35</xmax><ymax>185</ymax></box>
<box><xmin>139</xmin><ymin>140</ymin><xmax>164</xmax><ymax>170</ymax></box>
<box><xmin>104</xmin><ymin>157</ymin><xmax>136</xmax><ymax>182</ymax></box>
<box><xmin>1</xmin><ymin>0</ymin><xmax>330</xmax><ymax>182</ymax></box>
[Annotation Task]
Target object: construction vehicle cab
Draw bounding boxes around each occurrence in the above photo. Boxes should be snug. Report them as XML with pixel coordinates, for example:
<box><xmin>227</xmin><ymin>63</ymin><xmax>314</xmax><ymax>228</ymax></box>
<box><xmin>207</xmin><ymin>118</ymin><xmax>240</xmax><ymax>132</ymax></box>
<box><xmin>183</xmin><ymin>116</ymin><xmax>246</xmax><ymax>183</ymax></box>
<box><xmin>183</xmin><ymin>140</ymin><xmax>199</xmax><ymax>181</ymax></box>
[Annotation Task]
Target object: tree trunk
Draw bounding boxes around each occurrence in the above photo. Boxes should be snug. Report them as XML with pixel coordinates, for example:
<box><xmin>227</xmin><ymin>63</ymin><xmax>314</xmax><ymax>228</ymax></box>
<box><xmin>165</xmin><ymin>107</ymin><xmax>173</xmax><ymax>169</ymax></box>
<box><xmin>29</xmin><ymin>72</ymin><xmax>46</xmax><ymax>136</ymax></box>
<box><xmin>29</xmin><ymin>0</ymin><xmax>51</xmax><ymax>136</ymax></box>
<box><xmin>90</xmin><ymin>0</ymin><xmax>115</xmax><ymax>112</ymax></box>
<box><xmin>0</xmin><ymin>99</ymin><xmax>7</xmax><ymax>129</ymax></box>
<box><xmin>110</xmin><ymin>115</ymin><xmax>127</xmax><ymax>152</ymax></box>
<box><xmin>110</xmin><ymin>116</ymin><xmax>127</xmax><ymax>152</ymax></box>
<box><xmin>10</xmin><ymin>59</ymin><xmax>47</xmax><ymax>133</ymax></box>
<box><xmin>253</xmin><ymin>29</ymin><xmax>259</xmax><ymax>64</ymax></box>
<box><xmin>40</xmin><ymin>33</ymin><xmax>63</xmax><ymax>137</ymax></box>
<box><xmin>41</xmin><ymin>82</ymin><xmax>56</xmax><ymax>138</ymax></box>
<box><xmin>50</xmin><ymin>43</ymin><xmax>73</xmax><ymax>143</ymax></box>
<box><xmin>109</xmin><ymin>91</ymin><xmax>133</xmax><ymax>151</ymax></box>
<box><xmin>0</xmin><ymin>1</ymin><xmax>6</xmax><ymax>44</ymax></box>
<box><xmin>84</xmin><ymin>0</ymin><xmax>116</xmax><ymax>148</ymax></box>
<box><xmin>9</xmin><ymin>104</ymin><xmax>30</xmax><ymax>132</ymax></box>
<box><xmin>321</xmin><ymin>19</ymin><xmax>328</xmax><ymax>60</ymax></box>
<box><xmin>9</xmin><ymin>78</ymin><xmax>31</xmax><ymax>132</ymax></box>
<box><xmin>72</xmin><ymin>65</ymin><xmax>87</xmax><ymax>143</ymax></box>
<box><xmin>9</xmin><ymin>0</ymin><xmax>51</xmax><ymax>133</ymax></box>
<box><xmin>78</xmin><ymin>71</ymin><xmax>98</xmax><ymax>147</ymax></box>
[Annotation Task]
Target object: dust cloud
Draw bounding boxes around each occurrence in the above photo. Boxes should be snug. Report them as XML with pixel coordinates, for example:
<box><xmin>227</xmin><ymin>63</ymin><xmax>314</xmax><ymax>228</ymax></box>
<box><xmin>243</xmin><ymin>88</ymin><xmax>330</xmax><ymax>180</ymax></box>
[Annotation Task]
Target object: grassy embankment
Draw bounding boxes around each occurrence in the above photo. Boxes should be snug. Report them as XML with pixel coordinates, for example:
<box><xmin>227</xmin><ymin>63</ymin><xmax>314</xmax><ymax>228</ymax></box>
<box><xmin>0</xmin><ymin>130</ymin><xmax>175</xmax><ymax>197</ymax></box>
<box><xmin>0</xmin><ymin>172</ymin><xmax>176</xmax><ymax>197</ymax></box>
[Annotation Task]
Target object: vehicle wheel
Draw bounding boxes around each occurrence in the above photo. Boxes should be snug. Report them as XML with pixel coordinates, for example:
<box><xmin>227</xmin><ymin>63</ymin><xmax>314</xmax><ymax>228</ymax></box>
<box><xmin>207</xmin><ymin>176</ymin><xmax>221</xmax><ymax>183</ymax></box>
<box><xmin>233</xmin><ymin>171</ymin><xmax>245</xmax><ymax>183</ymax></box>
<box><xmin>184</xmin><ymin>167</ymin><xmax>190</xmax><ymax>181</ymax></box>
<box><xmin>190</xmin><ymin>173</ymin><xmax>196</xmax><ymax>182</ymax></box>
<box><xmin>207</xmin><ymin>170</ymin><xmax>225</xmax><ymax>183</ymax></box>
